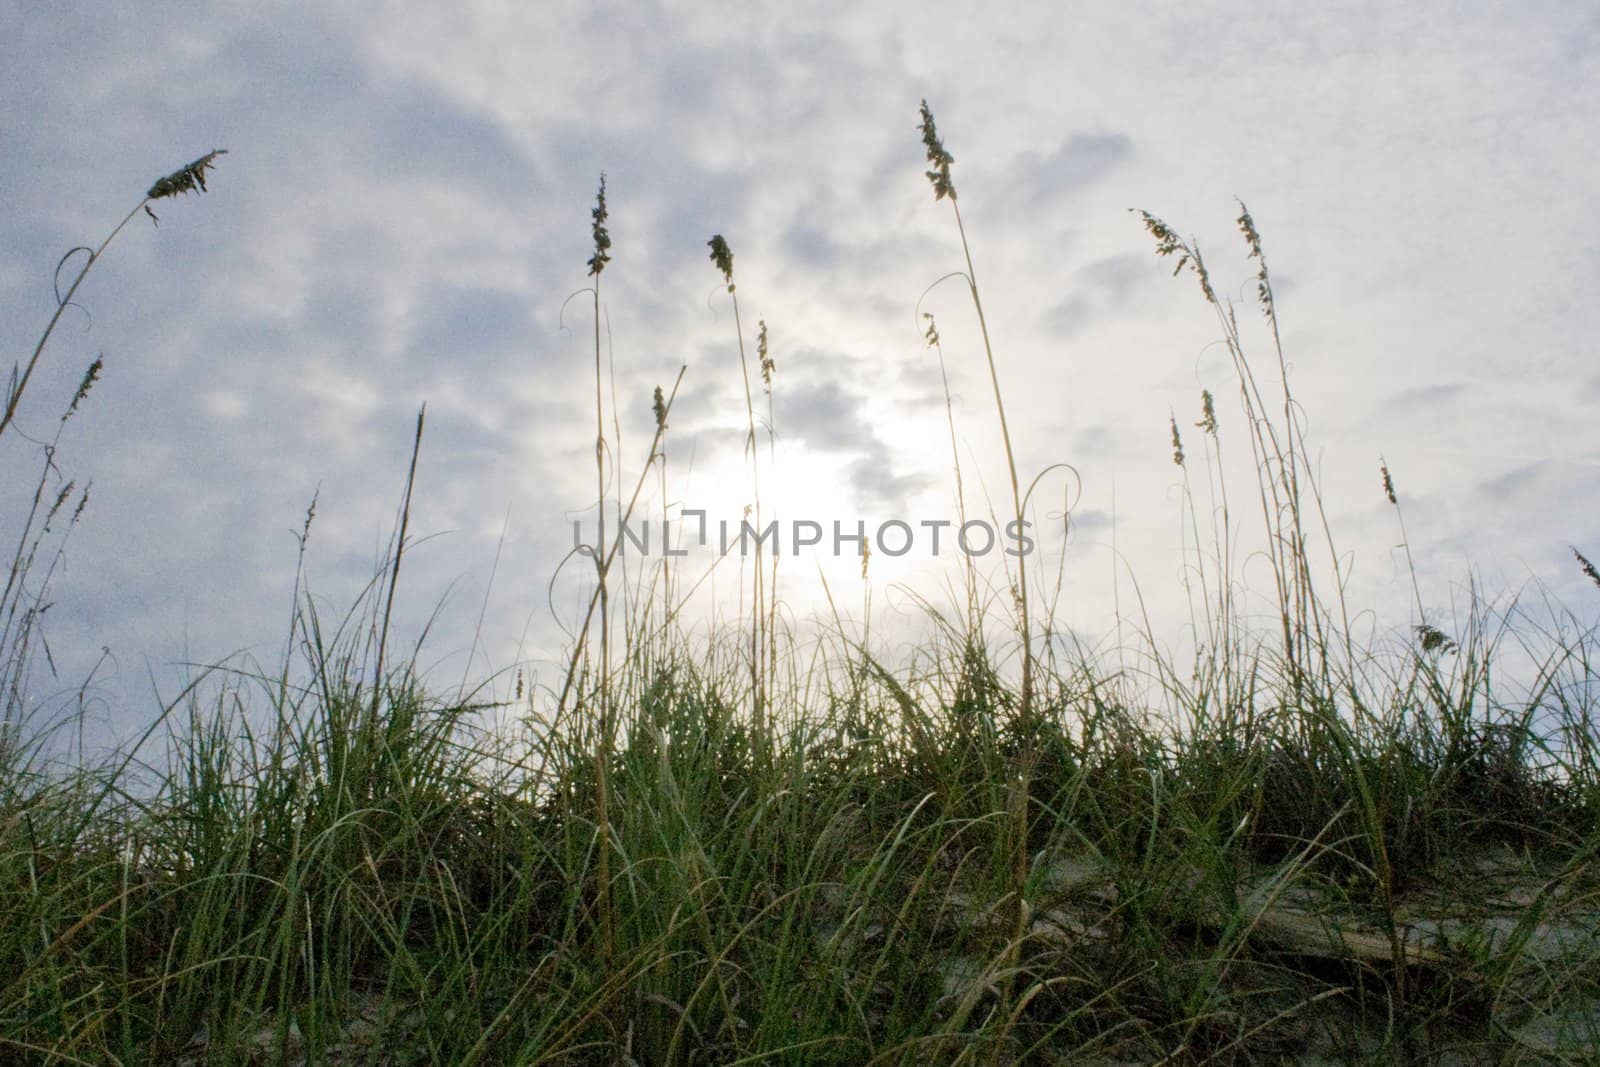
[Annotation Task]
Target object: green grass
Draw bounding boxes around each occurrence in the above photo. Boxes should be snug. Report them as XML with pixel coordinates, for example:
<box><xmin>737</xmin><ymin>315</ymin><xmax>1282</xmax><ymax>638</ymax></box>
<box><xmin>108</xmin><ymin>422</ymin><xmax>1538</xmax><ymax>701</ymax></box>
<box><xmin>2</xmin><ymin>123</ymin><xmax>1598</xmax><ymax>1065</ymax></box>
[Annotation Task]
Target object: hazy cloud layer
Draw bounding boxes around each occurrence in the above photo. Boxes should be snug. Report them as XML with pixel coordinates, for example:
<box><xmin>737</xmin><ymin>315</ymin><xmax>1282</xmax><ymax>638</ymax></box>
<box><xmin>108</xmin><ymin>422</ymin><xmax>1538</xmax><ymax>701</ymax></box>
<box><xmin>2</xmin><ymin>1</ymin><xmax>1597</xmax><ymax>739</ymax></box>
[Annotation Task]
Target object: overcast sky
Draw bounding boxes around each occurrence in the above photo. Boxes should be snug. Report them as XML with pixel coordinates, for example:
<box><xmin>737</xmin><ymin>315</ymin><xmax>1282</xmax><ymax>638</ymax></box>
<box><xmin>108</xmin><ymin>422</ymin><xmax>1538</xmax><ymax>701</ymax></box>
<box><xmin>3</xmin><ymin>1</ymin><xmax>1597</xmax><ymax>742</ymax></box>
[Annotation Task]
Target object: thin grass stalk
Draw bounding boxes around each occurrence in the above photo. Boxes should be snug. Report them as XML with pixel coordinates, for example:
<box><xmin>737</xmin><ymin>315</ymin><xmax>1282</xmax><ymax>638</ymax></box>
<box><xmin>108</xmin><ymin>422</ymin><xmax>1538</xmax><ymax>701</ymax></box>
<box><xmin>652</xmin><ymin>385</ymin><xmax>673</xmax><ymax>659</ymax></box>
<box><xmin>1169</xmin><ymin>413</ymin><xmax>1214</xmax><ymax>660</ymax></box>
<box><xmin>1</xmin><ymin>454</ymin><xmax>89</xmax><ymax>704</ymax></box>
<box><xmin>1136</xmin><ymin>210</ymin><xmax>1323</xmax><ymax>696</ymax></box>
<box><xmin>950</xmin><ymin>202</ymin><xmax>1031</xmax><ymax>723</ymax></box>
<box><xmin>371</xmin><ymin>405</ymin><xmax>425</xmax><ymax>712</ymax></box>
<box><xmin>1195</xmin><ymin>389</ymin><xmax>1238</xmax><ymax>705</ymax></box>
<box><xmin>924</xmin><ymin>313</ymin><xmax>980</xmax><ymax>637</ymax></box>
<box><xmin>1240</xmin><ymin>204</ymin><xmax>1356</xmax><ymax>681</ymax></box>
<box><xmin>707</xmin><ymin>235</ymin><xmax>767</xmax><ymax>760</ymax></box>
<box><xmin>555</xmin><ymin>368</ymin><xmax>687</xmax><ymax>722</ymax></box>
<box><xmin>586</xmin><ymin>173</ymin><xmax>616</xmax><ymax>975</ymax></box>
<box><xmin>758</xmin><ymin>320</ymin><xmax>781</xmax><ymax>736</ymax></box>
<box><xmin>917</xmin><ymin>98</ymin><xmax>1036</xmax><ymax>1025</ymax></box>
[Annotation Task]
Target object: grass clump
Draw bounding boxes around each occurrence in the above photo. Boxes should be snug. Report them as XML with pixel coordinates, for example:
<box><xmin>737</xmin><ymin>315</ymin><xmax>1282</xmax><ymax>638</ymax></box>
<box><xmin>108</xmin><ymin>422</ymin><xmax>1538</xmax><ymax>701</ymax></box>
<box><xmin>1</xmin><ymin>119</ymin><xmax>1597</xmax><ymax>1065</ymax></box>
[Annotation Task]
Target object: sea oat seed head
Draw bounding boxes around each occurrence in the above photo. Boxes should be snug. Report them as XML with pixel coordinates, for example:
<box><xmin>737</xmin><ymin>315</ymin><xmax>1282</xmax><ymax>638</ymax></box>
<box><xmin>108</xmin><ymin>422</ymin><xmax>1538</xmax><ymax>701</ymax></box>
<box><xmin>48</xmin><ymin>481</ymin><xmax>74</xmax><ymax>522</ymax></box>
<box><xmin>1133</xmin><ymin>209</ymin><xmax>1212</xmax><ymax>301</ymax></box>
<box><xmin>146</xmin><ymin>149</ymin><xmax>228</xmax><ymax>201</ymax></box>
<box><xmin>707</xmin><ymin>234</ymin><xmax>734</xmax><ymax>290</ymax></box>
<box><xmin>300</xmin><ymin>490</ymin><xmax>318</xmax><ymax>544</ymax></box>
<box><xmin>1169</xmin><ymin>415</ymin><xmax>1185</xmax><ymax>467</ymax></box>
<box><xmin>1380</xmin><ymin>459</ymin><xmax>1398</xmax><ymax>505</ymax></box>
<box><xmin>144</xmin><ymin>149</ymin><xmax>228</xmax><ymax>223</ymax></box>
<box><xmin>1416</xmin><ymin>624</ymin><xmax>1458</xmax><ymax>657</ymax></box>
<box><xmin>1197</xmin><ymin>389</ymin><xmax>1217</xmax><ymax>435</ymax></box>
<box><xmin>65</xmin><ymin>355</ymin><xmax>103</xmax><ymax>421</ymax></box>
<box><xmin>652</xmin><ymin>385</ymin><xmax>667</xmax><ymax>431</ymax></box>
<box><xmin>1134</xmin><ymin>210</ymin><xmax>1184</xmax><ymax>264</ymax></box>
<box><xmin>1237</xmin><ymin>202</ymin><xmax>1274</xmax><ymax>320</ymax></box>
<box><xmin>918</xmin><ymin>100</ymin><xmax>957</xmax><ymax>202</ymax></box>
<box><xmin>1237</xmin><ymin>203</ymin><xmax>1264</xmax><ymax>260</ymax></box>
<box><xmin>587</xmin><ymin>173</ymin><xmax>611</xmax><ymax>277</ymax></box>
<box><xmin>1573</xmin><ymin>547</ymin><xmax>1600</xmax><ymax>589</ymax></box>
<box><xmin>758</xmin><ymin>320</ymin><xmax>774</xmax><ymax>392</ymax></box>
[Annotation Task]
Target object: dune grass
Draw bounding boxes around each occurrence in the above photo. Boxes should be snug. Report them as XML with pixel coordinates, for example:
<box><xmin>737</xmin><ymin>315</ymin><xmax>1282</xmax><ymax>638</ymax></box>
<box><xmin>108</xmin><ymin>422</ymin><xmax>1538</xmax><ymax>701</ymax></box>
<box><xmin>2</xmin><ymin>120</ymin><xmax>1598</xmax><ymax>1065</ymax></box>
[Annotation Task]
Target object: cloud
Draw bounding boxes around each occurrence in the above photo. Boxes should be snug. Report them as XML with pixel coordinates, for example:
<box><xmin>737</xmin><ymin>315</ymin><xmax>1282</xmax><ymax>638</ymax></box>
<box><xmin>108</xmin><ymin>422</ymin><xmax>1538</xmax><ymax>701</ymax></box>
<box><xmin>776</xmin><ymin>380</ymin><xmax>874</xmax><ymax>454</ymax></box>
<box><xmin>404</xmin><ymin>285</ymin><xmax>536</xmax><ymax>374</ymax></box>
<box><xmin>1070</xmin><ymin>425</ymin><xmax>1119</xmax><ymax>461</ymax></box>
<box><xmin>1383</xmin><ymin>383</ymin><xmax>1467</xmax><ymax>413</ymax></box>
<box><xmin>1040</xmin><ymin>254</ymin><xmax>1154</xmax><ymax>336</ymax></box>
<box><xmin>1042</xmin><ymin>294</ymin><xmax>1094</xmax><ymax>337</ymax></box>
<box><xmin>772</xmin><ymin>378</ymin><xmax>934</xmax><ymax>511</ymax></box>
<box><xmin>1474</xmin><ymin>461</ymin><xmax>1548</xmax><ymax>505</ymax></box>
<box><xmin>1067</xmin><ymin>508</ymin><xmax>1112</xmax><ymax>537</ymax></box>
<box><xmin>846</xmin><ymin>452</ymin><xmax>934</xmax><ymax>514</ymax></box>
<box><xmin>1013</xmin><ymin>133</ymin><xmax>1135</xmax><ymax>209</ymax></box>
<box><xmin>782</xmin><ymin>222</ymin><xmax>841</xmax><ymax>271</ymax></box>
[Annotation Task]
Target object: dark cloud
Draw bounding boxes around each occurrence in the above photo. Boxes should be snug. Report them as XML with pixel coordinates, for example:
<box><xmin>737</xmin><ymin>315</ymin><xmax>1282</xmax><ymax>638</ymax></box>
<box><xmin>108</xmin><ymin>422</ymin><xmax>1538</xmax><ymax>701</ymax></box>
<box><xmin>1066</xmin><ymin>508</ymin><xmax>1112</xmax><ymax>536</ymax></box>
<box><xmin>304</xmin><ymin>282</ymin><xmax>384</xmax><ymax>345</ymax></box>
<box><xmin>1078</xmin><ymin>254</ymin><xmax>1149</xmax><ymax>304</ymax></box>
<box><xmin>771</xmin><ymin>379</ymin><xmax>933</xmax><ymax>511</ymax></box>
<box><xmin>1014</xmin><ymin>133</ymin><xmax>1134</xmax><ymax>208</ymax></box>
<box><xmin>782</xmin><ymin>222</ymin><xmax>841</xmax><ymax>271</ymax></box>
<box><xmin>405</xmin><ymin>286</ymin><xmax>535</xmax><ymax>372</ymax></box>
<box><xmin>1042</xmin><ymin>294</ymin><xmax>1092</xmax><ymax>337</ymax></box>
<box><xmin>206</xmin><ymin>22</ymin><xmax>542</xmax><ymax>204</ymax></box>
<box><xmin>847</xmin><ymin>452</ymin><xmax>934</xmax><ymax>514</ymax></box>
<box><xmin>1071</xmin><ymin>425</ymin><xmax>1119</xmax><ymax>461</ymax></box>
<box><xmin>659</xmin><ymin>347</ymin><xmax>750</xmax><ymax>429</ymax></box>
<box><xmin>775</xmin><ymin>380</ymin><xmax>875</xmax><ymax>454</ymax></box>
<box><xmin>1385</xmin><ymin>383</ymin><xmax>1466</xmax><ymax>411</ymax></box>
<box><xmin>1042</xmin><ymin>255</ymin><xmax>1153</xmax><ymax>336</ymax></box>
<box><xmin>1474</xmin><ymin>461</ymin><xmax>1546</xmax><ymax>501</ymax></box>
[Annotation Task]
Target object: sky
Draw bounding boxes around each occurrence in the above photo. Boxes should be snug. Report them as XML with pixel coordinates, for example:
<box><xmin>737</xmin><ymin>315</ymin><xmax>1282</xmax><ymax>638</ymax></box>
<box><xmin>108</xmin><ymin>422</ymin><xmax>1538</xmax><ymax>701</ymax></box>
<box><xmin>2</xmin><ymin>1</ymin><xmax>1598</xmax><ymax>744</ymax></box>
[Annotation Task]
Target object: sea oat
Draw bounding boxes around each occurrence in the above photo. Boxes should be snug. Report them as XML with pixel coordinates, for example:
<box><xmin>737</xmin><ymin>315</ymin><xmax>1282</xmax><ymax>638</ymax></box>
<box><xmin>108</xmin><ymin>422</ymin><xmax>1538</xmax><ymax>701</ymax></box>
<box><xmin>1197</xmin><ymin>389</ymin><xmax>1217</xmax><ymax>435</ymax></box>
<box><xmin>64</xmin><ymin>356</ymin><xmax>103</xmax><ymax>421</ymax></box>
<box><xmin>918</xmin><ymin>100</ymin><xmax>957</xmax><ymax>202</ymax></box>
<box><xmin>47</xmin><ymin>481</ymin><xmax>74</xmax><ymax>525</ymax></box>
<box><xmin>1574</xmin><ymin>547</ymin><xmax>1600</xmax><ymax>589</ymax></box>
<box><xmin>708</xmin><ymin>234</ymin><xmax>734</xmax><ymax>290</ymax></box>
<box><xmin>588</xmin><ymin>174</ymin><xmax>611</xmax><ymax>277</ymax></box>
<box><xmin>1237</xmin><ymin>201</ymin><xmax>1275</xmax><ymax>322</ymax></box>
<box><xmin>1416</xmin><ymin>624</ymin><xmax>1458</xmax><ymax>657</ymax></box>
<box><xmin>146</xmin><ymin>149</ymin><xmax>227</xmax><ymax>199</ymax></box>
<box><xmin>758</xmin><ymin>320</ymin><xmax>773</xmax><ymax>393</ymax></box>
<box><xmin>144</xmin><ymin>149</ymin><xmax>227</xmax><ymax>223</ymax></box>
<box><xmin>1133</xmin><ymin>209</ymin><xmax>1217</xmax><ymax>304</ymax></box>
